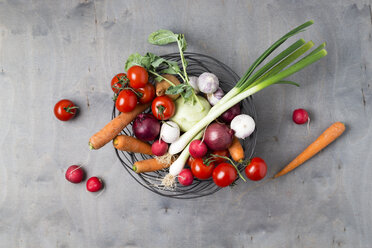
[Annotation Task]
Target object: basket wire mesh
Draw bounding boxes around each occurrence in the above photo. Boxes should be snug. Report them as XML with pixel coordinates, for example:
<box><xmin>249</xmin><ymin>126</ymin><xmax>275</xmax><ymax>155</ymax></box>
<box><xmin>113</xmin><ymin>52</ymin><xmax>257</xmax><ymax>199</ymax></box>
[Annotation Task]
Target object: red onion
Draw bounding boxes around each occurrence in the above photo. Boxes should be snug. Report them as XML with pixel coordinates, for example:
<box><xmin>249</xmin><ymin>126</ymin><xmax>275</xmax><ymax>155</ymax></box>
<box><xmin>204</xmin><ymin>123</ymin><xmax>234</xmax><ymax>151</ymax></box>
<box><xmin>219</xmin><ymin>103</ymin><xmax>241</xmax><ymax>123</ymax></box>
<box><xmin>133</xmin><ymin>113</ymin><xmax>160</xmax><ymax>141</ymax></box>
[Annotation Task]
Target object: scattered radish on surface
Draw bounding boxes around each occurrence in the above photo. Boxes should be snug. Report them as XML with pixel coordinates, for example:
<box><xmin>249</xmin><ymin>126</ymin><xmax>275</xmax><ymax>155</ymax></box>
<box><xmin>230</xmin><ymin>114</ymin><xmax>255</xmax><ymax>139</ymax></box>
<box><xmin>152</xmin><ymin>139</ymin><xmax>168</xmax><ymax>156</ymax></box>
<box><xmin>204</xmin><ymin>123</ymin><xmax>234</xmax><ymax>151</ymax></box>
<box><xmin>189</xmin><ymin>140</ymin><xmax>208</xmax><ymax>158</ymax></box>
<box><xmin>160</xmin><ymin>121</ymin><xmax>180</xmax><ymax>143</ymax></box>
<box><xmin>292</xmin><ymin>108</ymin><xmax>309</xmax><ymax>125</ymax></box>
<box><xmin>86</xmin><ymin>177</ymin><xmax>103</xmax><ymax>192</ymax></box>
<box><xmin>197</xmin><ymin>72</ymin><xmax>219</xmax><ymax>94</ymax></box>
<box><xmin>65</xmin><ymin>165</ymin><xmax>85</xmax><ymax>184</ymax></box>
<box><xmin>178</xmin><ymin>168</ymin><xmax>194</xmax><ymax>186</ymax></box>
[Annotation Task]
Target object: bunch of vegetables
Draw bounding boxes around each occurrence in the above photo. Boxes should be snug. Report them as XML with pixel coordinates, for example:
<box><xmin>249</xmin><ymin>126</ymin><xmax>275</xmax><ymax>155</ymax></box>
<box><xmin>88</xmin><ymin>21</ymin><xmax>348</xmax><ymax>190</ymax></box>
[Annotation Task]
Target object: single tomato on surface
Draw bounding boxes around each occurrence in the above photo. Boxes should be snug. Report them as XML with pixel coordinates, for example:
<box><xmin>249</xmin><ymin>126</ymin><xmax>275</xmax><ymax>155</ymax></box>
<box><xmin>115</xmin><ymin>89</ymin><xmax>137</xmax><ymax>112</ymax></box>
<box><xmin>110</xmin><ymin>73</ymin><xmax>128</xmax><ymax>93</ymax></box>
<box><xmin>54</xmin><ymin>99</ymin><xmax>78</xmax><ymax>121</ymax></box>
<box><xmin>127</xmin><ymin>65</ymin><xmax>148</xmax><ymax>89</ymax></box>
<box><xmin>136</xmin><ymin>83</ymin><xmax>155</xmax><ymax>104</ymax></box>
<box><xmin>151</xmin><ymin>95</ymin><xmax>175</xmax><ymax>120</ymax></box>
<box><xmin>245</xmin><ymin>157</ymin><xmax>267</xmax><ymax>181</ymax></box>
<box><xmin>212</xmin><ymin>163</ymin><xmax>237</xmax><ymax>187</ymax></box>
<box><xmin>191</xmin><ymin>158</ymin><xmax>215</xmax><ymax>180</ymax></box>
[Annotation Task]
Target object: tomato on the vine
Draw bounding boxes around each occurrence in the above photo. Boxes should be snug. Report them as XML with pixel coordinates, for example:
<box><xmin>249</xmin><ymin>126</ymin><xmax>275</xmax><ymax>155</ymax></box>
<box><xmin>110</xmin><ymin>73</ymin><xmax>128</xmax><ymax>93</ymax></box>
<box><xmin>127</xmin><ymin>65</ymin><xmax>148</xmax><ymax>89</ymax></box>
<box><xmin>245</xmin><ymin>157</ymin><xmax>267</xmax><ymax>181</ymax></box>
<box><xmin>115</xmin><ymin>89</ymin><xmax>137</xmax><ymax>112</ymax></box>
<box><xmin>54</xmin><ymin>99</ymin><xmax>79</xmax><ymax>121</ymax></box>
<box><xmin>210</xmin><ymin>150</ymin><xmax>229</xmax><ymax>164</ymax></box>
<box><xmin>136</xmin><ymin>83</ymin><xmax>155</xmax><ymax>104</ymax></box>
<box><xmin>191</xmin><ymin>158</ymin><xmax>215</xmax><ymax>180</ymax></box>
<box><xmin>151</xmin><ymin>96</ymin><xmax>175</xmax><ymax>120</ymax></box>
<box><xmin>212</xmin><ymin>163</ymin><xmax>237</xmax><ymax>187</ymax></box>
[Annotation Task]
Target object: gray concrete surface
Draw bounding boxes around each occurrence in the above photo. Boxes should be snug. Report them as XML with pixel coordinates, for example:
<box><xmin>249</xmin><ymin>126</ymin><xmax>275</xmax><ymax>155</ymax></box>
<box><xmin>0</xmin><ymin>0</ymin><xmax>371</xmax><ymax>247</ymax></box>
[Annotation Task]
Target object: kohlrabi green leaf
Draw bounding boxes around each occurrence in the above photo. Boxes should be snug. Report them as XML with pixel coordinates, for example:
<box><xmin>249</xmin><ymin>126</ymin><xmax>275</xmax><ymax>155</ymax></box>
<box><xmin>124</xmin><ymin>53</ymin><xmax>144</xmax><ymax>71</ymax></box>
<box><xmin>148</xmin><ymin>29</ymin><xmax>178</xmax><ymax>45</ymax></box>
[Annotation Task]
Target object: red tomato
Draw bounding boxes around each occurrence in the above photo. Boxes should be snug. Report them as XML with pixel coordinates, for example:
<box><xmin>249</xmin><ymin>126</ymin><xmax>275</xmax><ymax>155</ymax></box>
<box><xmin>54</xmin><ymin>99</ymin><xmax>78</xmax><ymax>121</ymax></box>
<box><xmin>245</xmin><ymin>157</ymin><xmax>267</xmax><ymax>181</ymax></box>
<box><xmin>186</xmin><ymin>156</ymin><xmax>195</xmax><ymax>168</ymax></box>
<box><xmin>151</xmin><ymin>96</ymin><xmax>175</xmax><ymax>120</ymax></box>
<box><xmin>115</xmin><ymin>89</ymin><xmax>137</xmax><ymax>112</ymax></box>
<box><xmin>212</xmin><ymin>163</ymin><xmax>237</xmax><ymax>187</ymax></box>
<box><xmin>211</xmin><ymin>150</ymin><xmax>229</xmax><ymax>164</ymax></box>
<box><xmin>110</xmin><ymin>73</ymin><xmax>128</xmax><ymax>93</ymax></box>
<box><xmin>136</xmin><ymin>83</ymin><xmax>155</xmax><ymax>104</ymax></box>
<box><xmin>127</xmin><ymin>65</ymin><xmax>148</xmax><ymax>89</ymax></box>
<box><xmin>191</xmin><ymin>158</ymin><xmax>215</xmax><ymax>180</ymax></box>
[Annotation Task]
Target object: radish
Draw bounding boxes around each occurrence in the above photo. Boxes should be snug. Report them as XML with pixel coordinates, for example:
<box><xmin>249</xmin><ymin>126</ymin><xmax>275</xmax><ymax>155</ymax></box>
<box><xmin>152</xmin><ymin>139</ymin><xmax>168</xmax><ymax>156</ymax></box>
<box><xmin>178</xmin><ymin>168</ymin><xmax>194</xmax><ymax>186</ymax></box>
<box><xmin>189</xmin><ymin>140</ymin><xmax>208</xmax><ymax>158</ymax></box>
<box><xmin>65</xmin><ymin>165</ymin><xmax>85</xmax><ymax>184</ymax></box>
<box><xmin>86</xmin><ymin>177</ymin><xmax>103</xmax><ymax>192</ymax></box>
<box><xmin>230</xmin><ymin>114</ymin><xmax>255</xmax><ymax>139</ymax></box>
<box><xmin>292</xmin><ymin>108</ymin><xmax>309</xmax><ymax>125</ymax></box>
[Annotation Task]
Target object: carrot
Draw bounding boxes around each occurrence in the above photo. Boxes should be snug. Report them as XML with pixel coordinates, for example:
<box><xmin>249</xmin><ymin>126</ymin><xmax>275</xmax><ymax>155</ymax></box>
<box><xmin>113</xmin><ymin>135</ymin><xmax>152</xmax><ymax>155</ymax></box>
<box><xmin>228</xmin><ymin>136</ymin><xmax>245</xmax><ymax>162</ymax></box>
<box><xmin>89</xmin><ymin>103</ymin><xmax>150</xmax><ymax>150</ymax></box>
<box><xmin>274</xmin><ymin>122</ymin><xmax>346</xmax><ymax>178</ymax></box>
<box><xmin>155</xmin><ymin>74</ymin><xmax>181</xmax><ymax>100</ymax></box>
<box><xmin>133</xmin><ymin>158</ymin><xmax>171</xmax><ymax>173</ymax></box>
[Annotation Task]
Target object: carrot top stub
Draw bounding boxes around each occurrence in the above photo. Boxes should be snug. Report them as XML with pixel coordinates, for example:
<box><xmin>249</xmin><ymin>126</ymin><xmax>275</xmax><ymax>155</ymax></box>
<box><xmin>274</xmin><ymin>122</ymin><xmax>346</xmax><ymax>178</ymax></box>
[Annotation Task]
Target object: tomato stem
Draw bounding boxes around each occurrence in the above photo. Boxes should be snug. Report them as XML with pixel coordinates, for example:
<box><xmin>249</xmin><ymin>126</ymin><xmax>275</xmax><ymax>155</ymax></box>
<box><xmin>211</xmin><ymin>154</ymin><xmax>247</xmax><ymax>182</ymax></box>
<box><xmin>63</xmin><ymin>105</ymin><xmax>79</xmax><ymax>114</ymax></box>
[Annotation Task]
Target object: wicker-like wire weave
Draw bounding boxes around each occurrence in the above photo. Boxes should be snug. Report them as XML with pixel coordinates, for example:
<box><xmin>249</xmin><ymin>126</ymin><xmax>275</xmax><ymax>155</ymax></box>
<box><xmin>113</xmin><ymin>52</ymin><xmax>257</xmax><ymax>199</ymax></box>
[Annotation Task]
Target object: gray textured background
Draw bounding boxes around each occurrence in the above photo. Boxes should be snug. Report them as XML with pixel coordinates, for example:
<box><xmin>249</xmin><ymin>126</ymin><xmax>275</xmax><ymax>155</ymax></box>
<box><xmin>0</xmin><ymin>0</ymin><xmax>371</xmax><ymax>247</ymax></box>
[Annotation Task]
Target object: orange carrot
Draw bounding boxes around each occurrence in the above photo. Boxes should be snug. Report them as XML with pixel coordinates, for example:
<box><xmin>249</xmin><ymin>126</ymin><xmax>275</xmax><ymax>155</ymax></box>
<box><xmin>155</xmin><ymin>74</ymin><xmax>181</xmax><ymax>100</ymax></box>
<box><xmin>133</xmin><ymin>158</ymin><xmax>171</xmax><ymax>173</ymax></box>
<box><xmin>228</xmin><ymin>136</ymin><xmax>245</xmax><ymax>162</ymax></box>
<box><xmin>274</xmin><ymin>122</ymin><xmax>346</xmax><ymax>178</ymax></box>
<box><xmin>89</xmin><ymin>103</ymin><xmax>150</xmax><ymax>150</ymax></box>
<box><xmin>113</xmin><ymin>135</ymin><xmax>152</xmax><ymax>155</ymax></box>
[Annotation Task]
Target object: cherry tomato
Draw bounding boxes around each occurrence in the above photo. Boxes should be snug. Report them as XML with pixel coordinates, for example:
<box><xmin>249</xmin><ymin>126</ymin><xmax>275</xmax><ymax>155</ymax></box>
<box><xmin>136</xmin><ymin>83</ymin><xmax>155</xmax><ymax>104</ymax></box>
<box><xmin>245</xmin><ymin>157</ymin><xmax>267</xmax><ymax>181</ymax></box>
<box><xmin>186</xmin><ymin>156</ymin><xmax>195</xmax><ymax>168</ymax></box>
<box><xmin>212</xmin><ymin>163</ymin><xmax>237</xmax><ymax>187</ymax></box>
<box><xmin>110</xmin><ymin>73</ymin><xmax>128</xmax><ymax>93</ymax></box>
<box><xmin>116</xmin><ymin>89</ymin><xmax>137</xmax><ymax>112</ymax></box>
<box><xmin>127</xmin><ymin>65</ymin><xmax>148</xmax><ymax>89</ymax></box>
<box><xmin>211</xmin><ymin>150</ymin><xmax>229</xmax><ymax>164</ymax></box>
<box><xmin>54</xmin><ymin>99</ymin><xmax>78</xmax><ymax>121</ymax></box>
<box><xmin>151</xmin><ymin>96</ymin><xmax>175</xmax><ymax>120</ymax></box>
<box><xmin>86</xmin><ymin>177</ymin><xmax>103</xmax><ymax>192</ymax></box>
<box><xmin>191</xmin><ymin>158</ymin><xmax>215</xmax><ymax>180</ymax></box>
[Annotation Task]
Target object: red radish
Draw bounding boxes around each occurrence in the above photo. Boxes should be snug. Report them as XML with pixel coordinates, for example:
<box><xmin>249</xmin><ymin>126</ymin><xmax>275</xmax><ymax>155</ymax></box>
<box><xmin>292</xmin><ymin>108</ymin><xmax>309</xmax><ymax>125</ymax></box>
<box><xmin>178</xmin><ymin>168</ymin><xmax>194</xmax><ymax>186</ymax></box>
<box><xmin>189</xmin><ymin>140</ymin><xmax>208</xmax><ymax>158</ymax></box>
<box><xmin>152</xmin><ymin>139</ymin><xmax>168</xmax><ymax>156</ymax></box>
<box><xmin>86</xmin><ymin>177</ymin><xmax>103</xmax><ymax>192</ymax></box>
<box><xmin>65</xmin><ymin>165</ymin><xmax>84</xmax><ymax>184</ymax></box>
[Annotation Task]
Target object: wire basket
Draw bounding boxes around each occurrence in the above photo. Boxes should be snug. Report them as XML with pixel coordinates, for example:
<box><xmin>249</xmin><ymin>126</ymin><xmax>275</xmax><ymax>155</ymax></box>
<box><xmin>113</xmin><ymin>52</ymin><xmax>257</xmax><ymax>199</ymax></box>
